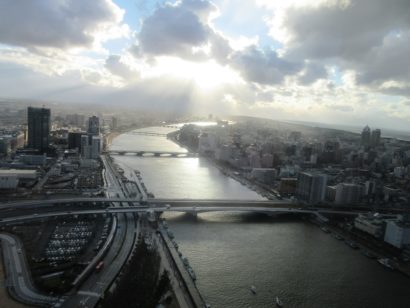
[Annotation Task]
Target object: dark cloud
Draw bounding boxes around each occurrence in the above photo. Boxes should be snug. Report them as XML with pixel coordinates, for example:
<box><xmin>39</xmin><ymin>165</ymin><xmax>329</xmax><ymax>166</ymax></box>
<box><xmin>230</xmin><ymin>46</ymin><xmax>302</xmax><ymax>85</ymax></box>
<box><xmin>280</xmin><ymin>0</ymin><xmax>410</xmax><ymax>89</ymax></box>
<box><xmin>355</xmin><ymin>34</ymin><xmax>410</xmax><ymax>85</ymax></box>
<box><xmin>105</xmin><ymin>55</ymin><xmax>139</xmax><ymax>80</ymax></box>
<box><xmin>138</xmin><ymin>0</ymin><xmax>214</xmax><ymax>58</ymax></box>
<box><xmin>284</xmin><ymin>0</ymin><xmax>410</xmax><ymax>60</ymax></box>
<box><xmin>0</xmin><ymin>0</ymin><xmax>122</xmax><ymax>49</ymax></box>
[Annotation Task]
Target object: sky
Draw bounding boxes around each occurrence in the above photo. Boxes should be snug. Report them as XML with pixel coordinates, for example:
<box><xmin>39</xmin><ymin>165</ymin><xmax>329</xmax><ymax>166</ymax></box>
<box><xmin>0</xmin><ymin>0</ymin><xmax>410</xmax><ymax>130</ymax></box>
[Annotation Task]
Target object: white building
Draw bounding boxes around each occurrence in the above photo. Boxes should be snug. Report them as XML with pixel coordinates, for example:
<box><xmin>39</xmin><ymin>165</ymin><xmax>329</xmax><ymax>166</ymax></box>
<box><xmin>354</xmin><ymin>214</ymin><xmax>385</xmax><ymax>238</ymax></box>
<box><xmin>384</xmin><ymin>220</ymin><xmax>410</xmax><ymax>249</ymax></box>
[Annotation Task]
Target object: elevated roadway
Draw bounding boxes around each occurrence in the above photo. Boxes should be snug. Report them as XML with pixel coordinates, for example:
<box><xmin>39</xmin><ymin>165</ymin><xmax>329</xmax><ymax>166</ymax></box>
<box><xmin>0</xmin><ymin>233</ymin><xmax>59</xmax><ymax>306</ymax></box>
<box><xmin>107</xmin><ymin>150</ymin><xmax>196</xmax><ymax>157</ymax></box>
<box><xmin>0</xmin><ymin>197</ymin><xmax>294</xmax><ymax>210</ymax></box>
<box><xmin>0</xmin><ymin>206</ymin><xmax>366</xmax><ymax>225</ymax></box>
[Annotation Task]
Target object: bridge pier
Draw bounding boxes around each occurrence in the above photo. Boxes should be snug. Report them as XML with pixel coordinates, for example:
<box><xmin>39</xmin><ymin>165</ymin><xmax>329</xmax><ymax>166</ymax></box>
<box><xmin>186</xmin><ymin>211</ymin><xmax>197</xmax><ymax>218</ymax></box>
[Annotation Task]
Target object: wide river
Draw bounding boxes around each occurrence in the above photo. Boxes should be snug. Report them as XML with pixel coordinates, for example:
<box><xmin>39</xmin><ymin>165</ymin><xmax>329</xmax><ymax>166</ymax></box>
<box><xmin>111</xmin><ymin>126</ymin><xmax>410</xmax><ymax>308</ymax></box>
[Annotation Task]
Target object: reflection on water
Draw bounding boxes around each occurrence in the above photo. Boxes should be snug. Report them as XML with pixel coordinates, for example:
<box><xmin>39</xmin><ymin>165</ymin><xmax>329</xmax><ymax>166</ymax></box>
<box><xmin>111</xmin><ymin>126</ymin><xmax>410</xmax><ymax>308</ymax></box>
<box><xmin>116</xmin><ymin>156</ymin><xmax>264</xmax><ymax>200</ymax></box>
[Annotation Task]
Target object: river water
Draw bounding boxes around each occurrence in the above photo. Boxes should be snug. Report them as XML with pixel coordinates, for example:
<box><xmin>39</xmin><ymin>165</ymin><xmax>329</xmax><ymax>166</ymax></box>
<box><xmin>111</xmin><ymin>126</ymin><xmax>410</xmax><ymax>308</ymax></box>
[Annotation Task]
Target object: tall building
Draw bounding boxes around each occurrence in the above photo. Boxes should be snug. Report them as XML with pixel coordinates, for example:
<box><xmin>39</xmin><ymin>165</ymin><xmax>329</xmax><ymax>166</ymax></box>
<box><xmin>371</xmin><ymin>128</ymin><xmax>381</xmax><ymax>147</ymax></box>
<box><xmin>335</xmin><ymin>183</ymin><xmax>363</xmax><ymax>205</ymax></box>
<box><xmin>384</xmin><ymin>219</ymin><xmax>410</xmax><ymax>249</ymax></box>
<box><xmin>68</xmin><ymin>132</ymin><xmax>85</xmax><ymax>151</ymax></box>
<box><xmin>112</xmin><ymin>116</ymin><xmax>118</xmax><ymax>130</ymax></box>
<box><xmin>27</xmin><ymin>107</ymin><xmax>50</xmax><ymax>153</ymax></box>
<box><xmin>296</xmin><ymin>172</ymin><xmax>327</xmax><ymax>204</ymax></box>
<box><xmin>361</xmin><ymin>125</ymin><xmax>371</xmax><ymax>147</ymax></box>
<box><xmin>81</xmin><ymin>134</ymin><xmax>101</xmax><ymax>159</ymax></box>
<box><xmin>87</xmin><ymin>116</ymin><xmax>100</xmax><ymax>135</ymax></box>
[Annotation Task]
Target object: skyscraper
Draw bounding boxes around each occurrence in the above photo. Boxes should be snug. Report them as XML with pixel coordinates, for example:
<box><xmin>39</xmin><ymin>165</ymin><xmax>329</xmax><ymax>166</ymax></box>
<box><xmin>88</xmin><ymin>116</ymin><xmax>100</xmax><ymax>135</ymax></box>
<box><xmin>371</xmin><ymin>129</ymin><xmax>381</xmax><ymax>147</ymax></box>
<box><xmin>296</xmin><ymin>172</ymin><xmax>327</xmax><ymax>204</ymax></box>
<box><xmin>27</xmin><ymin>107</ymin><xmax>50</xmax><ymax>153</ymax></box>
<box><xmin>361</xmin><ymin>125</ymin><xmax>371</xmax><ymax>147</ymax></box>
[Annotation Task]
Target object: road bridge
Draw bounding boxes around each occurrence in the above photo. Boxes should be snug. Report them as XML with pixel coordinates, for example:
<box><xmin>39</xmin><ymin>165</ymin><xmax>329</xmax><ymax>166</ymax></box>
<box><xmin>0</xmin><ymin>205</ymin><xmax>366</xmax><ymax>225</ymax></box>
<box><xmin>0</xmin><ymin>197</ymin><xmax>293</xmax><ymax>210</ymax></box>
<box><xmin>107</xmin><ymin>150</ymin><xmax>197</xmax><ymax>157</ymax></box>
<box><xmin>126</xmin><ymin>131</ymin><xmax>168</xmax><ymax>137</ymax></box>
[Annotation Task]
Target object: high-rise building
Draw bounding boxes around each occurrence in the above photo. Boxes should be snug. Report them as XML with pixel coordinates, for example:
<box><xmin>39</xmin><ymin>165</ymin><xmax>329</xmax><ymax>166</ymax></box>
<box><xmin>371</xmin><ymin>128</ymin><xmax>381</xmax><ymax>147</ymax></box>
<box><xmin>361</xmin><ymin>125</ymin><xmax>371</xmax><ymax>147</ymax></box>
<box><xmin>80</xmin><ymin>134</ymin><xmax>101</xmax><ymax>159</ymax></box>
<box><xmin>112</xmin><ymin>116</ymin><xmax>118</xmax><ymax>130</ymax></box>
<box><xmin>87</xmin><ymin>116</ymin><xmax>100</xmax><ymax>135</ymax></box>
<box><xmin>384</xmin><ymin>219</ymin><xmax>410</xmax><ymax>249</ymax></box>
<box><xmin>68</xmin><ymin>132</ymin><xmax>85</xmax><ymax>151</ymax></box>
<box><xmin>296</xmin><ymin>172</ymin><xmax>327</xmax><ymax>204</ymax></box>
<box><xmin>27</xmin><ymin>107</ymin><xmax>50</xmax><ymax>153</ymax></box>
<box><xmin>335</xmin><ymin>183</ymin><xmax>363</xmax><ymax>205</ymax></box>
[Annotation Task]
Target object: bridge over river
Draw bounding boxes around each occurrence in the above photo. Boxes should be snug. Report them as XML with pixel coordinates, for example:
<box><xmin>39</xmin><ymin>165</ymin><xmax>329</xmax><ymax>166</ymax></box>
<box><xmin>106</xmin><ymin>150</ymin><xmax>197</xmax><ymax>157</ymax></box>
<box><xmin>0</xmin><ymin>205</ymin><xmax>366</xmax><ymax>225</ymax></box>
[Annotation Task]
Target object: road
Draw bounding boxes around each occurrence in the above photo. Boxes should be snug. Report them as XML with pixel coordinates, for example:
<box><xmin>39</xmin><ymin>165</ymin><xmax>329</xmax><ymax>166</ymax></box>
<box><xmin>0</xmin><ymin>206</ymin><xmax>369</xmax><ymax>227</ymax></box>
<box><xmin>0</xmin><ymin>198</ymin><xmax>297</xmax><ymax>212</ymax></box>
<box><xmin>0</xmin><ymin>233</ymin><xmax>59</xmax><ymax>306</ymax></box>
<box><xmin>61</xmin><ymin>155</ymin><xmax>138</xmax><ymax>308</ymax></box>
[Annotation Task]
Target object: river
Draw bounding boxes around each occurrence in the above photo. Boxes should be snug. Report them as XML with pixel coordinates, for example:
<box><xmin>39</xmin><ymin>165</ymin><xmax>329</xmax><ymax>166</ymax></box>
<box><xmin>111</xmin><ymin>126</ymin><xmax>410</xmax><ymax>308</ymax></box>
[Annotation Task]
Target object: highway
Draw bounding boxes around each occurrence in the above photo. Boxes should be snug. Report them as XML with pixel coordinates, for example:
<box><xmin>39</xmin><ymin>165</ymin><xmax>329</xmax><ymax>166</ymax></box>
<box><xmin>0</xmin><ymin>206</ymin><xmax>367</xmax><ymax>226</ymax></box>
<box><xmin>61</xmin><ymin>155</ymin><xmax>138</xmax><ymax>308</ymax></box>
<box><xmin>0</xmin><ymin>233</ymin><xmax>59</xmax><ymax>306</ymax></box>
<box><xmin>0</xmin><ymin>197</ymin><xmax>294</xmax><ymax>210</ymax></box>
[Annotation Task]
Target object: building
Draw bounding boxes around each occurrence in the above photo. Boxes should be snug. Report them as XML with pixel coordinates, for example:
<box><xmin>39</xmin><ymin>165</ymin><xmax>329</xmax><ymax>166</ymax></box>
<box><xmin>335</xmin><ymin>183</ymin><xmax>363</xmax><ymax>205</ymax></box>
<box><xmin>278</xmin><ymin>178</ymin><xmax>297</xmax><ymax>195</ymax></box>
<box><xmin>296</xmin><ymin>172</ymin><xmax>327</xmax><ymax>204</ymax></box>
<box><xmin>249</xmin><ymin>168</ymin><xmax>277</xmax><ymax>185</ymax></box>
<box><xmin>354</xmin><ymin>214</ymin><xmax>385</xmax><ymax>238</ymax></box>
<box><xmin>27</xmin><ymin>107</ymin><xmax>50</xmax><ymax>153</ymax></box>
<box><xmin>261</xmin><ymin>153</ymin><xmax>274</xmax><ymax>168</ymax></box>
<box><xmin>215</xmin><ymin>144</ymin><xmax>232</xmax><ymax>162</ymax></box>
<box><xmin>112</xmin><ymin>116</ymin><xmax>118</xmax><ymax>130</ymax></box>
<box><xmin>326</xmin><ymin>186</ymin><xmax>336</xmax><ymax>202</ymax></box>
<box><xmin>371</xmin><ymin>128</ymin><xmax>381</xmax><ymax>147</ymax></box>
<box><xmin>198</xmin><ymin>133</ymin><xmax>218</xmax><ymax>156</ymax></box>
<box><xmin>18</xmin><ymin>154</ymin><xmax>47</xmax><ymax>166</ymax></box>
<box><xmin>87</xmin><ymin>116</ymin><xmax>100</xmax><ymax>135</ymax></box>
<box><xmin>0</xmin><ymin>169</ymin><xmax>38</xmax><ymax>189</ymax></box>
<box><xmin>384</xmin><ymin>219</ymin><xmax>410</xmax><ymax>249</ymax></box>
<box><xmin>361</xmin><ymin>125</ymin><xmax>371</xmax><ymax>147</ymax></box>
<box><xmin>81</xmin><ymin>135</ymin><xmax>101</xmax><ymax>159</ymax></box>
<box><xmin>68</xmin><ymin>132</ymin><xmax>86</xmax><ymax>151</ymax></box>
<box><xmin>0</xmin><ymin>138</ymin><xmax>11</xmax><ymax>156</ymax></box>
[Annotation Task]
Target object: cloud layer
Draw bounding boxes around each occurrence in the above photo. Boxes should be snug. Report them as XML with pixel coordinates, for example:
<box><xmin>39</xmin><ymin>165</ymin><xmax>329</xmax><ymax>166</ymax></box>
<box><xmin>0</xmin><ymin>0</ymin><xmax>125</xmax><ymax>49</ymax></box>
<box><xmin>0</xmin><ymin>0</ymin><xmax>410</xmax><ymax>129</ymax></box>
